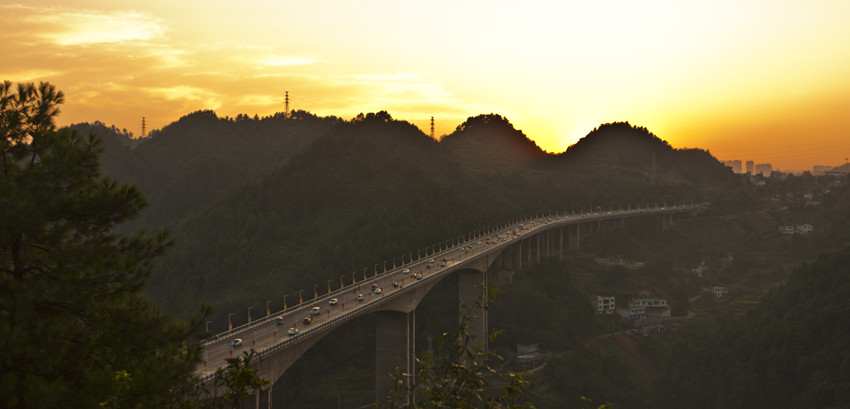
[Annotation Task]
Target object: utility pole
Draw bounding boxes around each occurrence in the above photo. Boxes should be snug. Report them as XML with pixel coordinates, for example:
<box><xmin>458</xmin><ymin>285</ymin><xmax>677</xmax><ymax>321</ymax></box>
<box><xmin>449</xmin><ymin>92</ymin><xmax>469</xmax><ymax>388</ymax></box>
<box><xmin>430</xmin><ymin>116</ymin><xmax>435</xmax><ymax>139</ymax></box>
<box><xmin>141</xmin><ymin>117</ymin><xmax>146</xmax><ymax>138</ymax></box>
<box><xmin>284</xmin><ymin>91</ymin><xmax>290</xmax><ymax>118</ymax></box>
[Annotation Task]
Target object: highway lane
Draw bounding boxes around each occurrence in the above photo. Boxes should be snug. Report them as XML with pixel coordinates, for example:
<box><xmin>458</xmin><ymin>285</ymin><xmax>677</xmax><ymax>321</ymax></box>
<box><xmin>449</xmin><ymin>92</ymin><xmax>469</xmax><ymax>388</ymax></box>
<box><xmin>196</xmin><ymin>204</ymin><xmax>704</xmax><ymax>377</ymax></box>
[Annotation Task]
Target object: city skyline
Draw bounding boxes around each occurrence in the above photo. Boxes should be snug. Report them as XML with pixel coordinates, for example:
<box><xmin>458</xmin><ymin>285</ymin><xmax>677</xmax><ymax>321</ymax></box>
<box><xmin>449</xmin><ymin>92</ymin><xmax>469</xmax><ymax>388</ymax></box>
<box><xmin>2</xmin><ymin>0</ymin><xmax>849</xmax><ymax>172</ymax></box>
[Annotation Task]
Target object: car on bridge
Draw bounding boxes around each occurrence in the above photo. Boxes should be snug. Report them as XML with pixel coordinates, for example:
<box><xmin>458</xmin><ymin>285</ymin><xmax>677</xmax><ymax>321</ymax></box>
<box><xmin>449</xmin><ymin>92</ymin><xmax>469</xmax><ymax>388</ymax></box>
<box><xmin>329</xmin><ymin>298</ymin><xmax>338</xmax><ymax>306</ymax></box>
<box><xmin>287</xmin><ymin>327</ymin><xmax>299</xmax><ymax>336</ymax></box>
<box><xmin>374</xmin><ymin>287</ymin><xmax>382</xmax><ymax>295</ymax></box>
<box><xmin>231</xmin><ymin>338</ymin><xmax>243</xmax><ymax>347</ymax></box>
<box><xmin>275</xmin><ymin>316</ymin><xmax>284</xmax><ymax>325</ymax></box>
<box><xmin>402</xmin><ymin>268</ymin><xmax>410</xmax><ymax>274</ymax></box>
<box><xmin>303</xmin><ymin>316</ymin><xmax>313</xmax><ymax>325</ymax></box>
<box><xmin>310</xmin><ymin>306</ymin><xmax>320</xmax><ymax>315</ymax></box>
<box><xmin>356</xmin><ymin>293</ymin><xmax>364</xmax><ymax>302</ymax></box>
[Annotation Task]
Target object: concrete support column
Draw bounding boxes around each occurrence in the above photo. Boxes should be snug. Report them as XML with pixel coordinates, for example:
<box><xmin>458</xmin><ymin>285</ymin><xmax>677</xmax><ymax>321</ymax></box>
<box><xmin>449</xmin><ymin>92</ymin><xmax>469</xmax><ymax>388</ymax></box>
<box><xmin>662</xmin><ymin>213</ymin><xmax>673</xmax><ymax>230</ymax></box>
<box><xmin>569</xmin><ymin>224</ymin><xmax>581</xmax><ymax>250</ymax></box>
<box><xmin>559</xmin><ymin>227</ymin><xmax>564</xmax><ymax>258</ymax></box>
<box><xmin>376</xmin><ymin>310</ymin><xmax>414</xmax><ymax>403</ymax></box>
<box><xmin>458</xmin><ymin>270</ymin><xmax>488</xmax><ymax>353</ymax></box>
<box><xmin>536</xmin><ymin>235</ymin><xmax>541</xmax><ymax>263</ymax></box>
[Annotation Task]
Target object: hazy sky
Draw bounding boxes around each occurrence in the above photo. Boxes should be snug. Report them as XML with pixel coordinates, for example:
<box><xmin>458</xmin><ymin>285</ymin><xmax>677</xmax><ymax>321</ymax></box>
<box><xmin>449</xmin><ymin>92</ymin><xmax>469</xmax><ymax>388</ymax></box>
<box><xmin>3</xmin><ymin>0</ymin><xmax>849</xmax><ymax>171</ymax></box>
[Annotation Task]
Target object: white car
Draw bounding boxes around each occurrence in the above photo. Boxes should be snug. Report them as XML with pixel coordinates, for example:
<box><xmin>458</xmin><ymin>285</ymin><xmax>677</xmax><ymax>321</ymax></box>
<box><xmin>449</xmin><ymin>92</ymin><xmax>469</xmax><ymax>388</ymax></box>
<box><xmin>231</xmin><ymin>338</ymin><xmax>243</xmax><ymax>347</ymax></box>
<box><xmin>329</xmin><ymin>298</ymin><xmax>338</xmax><ymax>306</ymax></box>
<box><xmin>310</xmin><ymin>306</ymin><xmax>320</xmax><ymax>316</ymax></box>
<box><xmin>356</xmin><ymin>293</ymin><xmax>364</xmax><ymax>302</ymax></box>
<box><xmin>373</xmin><ymin>287</ymin><xmax>382</xmax><ymax>295</ymax></box>
<box><xmin>275</xmin><ymin>316</ymin><xmax>284</xmax><ymax>325</ymax></box>
<box><xmin>287</xmin><ymin>327</ymin><xmax>298</xmax><ymax>336</ymax></box>
<box><xmin>402</xmin><ymin>268</ymin><xmax>410</xmax><ymax>274</ymax></box>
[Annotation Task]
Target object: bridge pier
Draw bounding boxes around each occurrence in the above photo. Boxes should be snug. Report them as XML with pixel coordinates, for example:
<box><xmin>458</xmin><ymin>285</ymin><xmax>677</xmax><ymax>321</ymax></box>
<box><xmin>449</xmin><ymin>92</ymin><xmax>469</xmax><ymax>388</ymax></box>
<box><xmin>569</xmin><ymin>224</ymin><xmax>581</xmax><ymax>250</ymax></box>
<box><xmin>375</xmin><ymin>310</ymin><xmax>415</xmax><ymax>404</ymax></box>
<box><xmin>458</xmin><ymin>269</ymin><xmax>488</xmax><ymax>352</ymax></box>
<box><xmin>515</xmin><ymin>242</ymin><xmax>522</xmax><ymax>271</ymax></box>
<box><xmin>559</xmin><ymin>227</ymin><xmax>564</xmax><ymax>258</ymax></box>
<box><xmin>662</xmin><ymin>213</ymin><xmax>674</xmax><ymax>230</ymax></box>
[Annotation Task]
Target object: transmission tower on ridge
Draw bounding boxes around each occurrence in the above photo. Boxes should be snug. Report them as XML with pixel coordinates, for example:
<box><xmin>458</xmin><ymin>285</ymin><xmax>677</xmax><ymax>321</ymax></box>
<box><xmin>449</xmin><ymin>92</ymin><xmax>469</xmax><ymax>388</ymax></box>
<box><xmin>430</xmin><ymin>116</ymin><xmax>435</xmax><ymax>139</ymax></box>
<box><xmin>284</xmin><ymin>91</ymin><xmax>290</xmax><ymax>118</ymax></box>
<box><xmin>141</xmin><ymin>117</ymin><xmax>146</xmax><ymax>138</ymax></box>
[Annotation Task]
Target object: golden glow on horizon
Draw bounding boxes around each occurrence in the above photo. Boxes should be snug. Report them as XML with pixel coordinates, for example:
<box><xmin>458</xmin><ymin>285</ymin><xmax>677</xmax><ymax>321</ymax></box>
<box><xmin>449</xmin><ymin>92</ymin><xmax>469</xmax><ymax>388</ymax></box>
<box><xmin>2</xmin><ymin>0</ymin><xmax>850</xmax><ymax>171</ymax></box>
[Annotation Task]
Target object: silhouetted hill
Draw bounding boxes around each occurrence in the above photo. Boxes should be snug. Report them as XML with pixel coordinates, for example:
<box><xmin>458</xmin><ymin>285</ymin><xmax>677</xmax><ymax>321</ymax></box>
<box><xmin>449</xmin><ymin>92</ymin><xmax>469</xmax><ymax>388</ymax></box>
<box><xmin>440</xmin><ymin>114</ymin><xmax>548</xmax><ymax>168</ymax></box>
<box><xmin>559</xmin><ymin>122</ymin><xmax>731</xmax><ymax>185</ymax></box>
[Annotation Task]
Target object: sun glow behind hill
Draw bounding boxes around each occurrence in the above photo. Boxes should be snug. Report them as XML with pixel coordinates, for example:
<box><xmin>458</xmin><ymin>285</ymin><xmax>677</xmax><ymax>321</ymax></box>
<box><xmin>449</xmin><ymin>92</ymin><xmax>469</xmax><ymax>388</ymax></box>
<box><xmin>2</xmin><ymin>0</ymin><xmax>850</xmax><ymax>171</ymax></box>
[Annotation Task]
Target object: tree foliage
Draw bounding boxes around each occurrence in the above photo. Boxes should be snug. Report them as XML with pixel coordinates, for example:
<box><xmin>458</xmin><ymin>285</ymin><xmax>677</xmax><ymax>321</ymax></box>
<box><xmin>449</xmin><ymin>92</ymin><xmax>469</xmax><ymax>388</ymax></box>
<box><xmin>0</xmin><ymin>81</ymin><xmax>203</xmax><ymax>408</ymax></box>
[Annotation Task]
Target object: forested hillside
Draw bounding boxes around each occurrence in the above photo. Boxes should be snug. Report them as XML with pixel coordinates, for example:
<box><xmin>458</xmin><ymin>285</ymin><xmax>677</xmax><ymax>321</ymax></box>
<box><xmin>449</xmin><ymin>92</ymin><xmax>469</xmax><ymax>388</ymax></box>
<box><xmin>83</xmin><ymin>111</ymin><xmax>733</xmax><ymax>322</ymax></box>
<box><xmin>650</xmin><ymin>244</ymin><xmax>850</xmax><ymax>409</ymax></box>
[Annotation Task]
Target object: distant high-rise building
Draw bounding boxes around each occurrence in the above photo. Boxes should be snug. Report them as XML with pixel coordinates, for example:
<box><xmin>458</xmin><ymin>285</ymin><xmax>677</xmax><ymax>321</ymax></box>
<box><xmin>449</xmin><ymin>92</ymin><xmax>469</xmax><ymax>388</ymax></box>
<box><xmin>813</xmin><ymin>165</ymin><xmax>833</xmax><ymax>176</ymax></box>
<box><xmin>745</xmin><ymin>160</ymin><xmax>755</xmax><ymax>175</ymax></box>
<box><xmin>724</xmin><ymin>160</ymin><xmax>742</xmax><ymax>173</ymax></box>
<box><xmin>755</xmin><ymin>163</ymin><xmax>772</xmax><ymax>176</ymax></box>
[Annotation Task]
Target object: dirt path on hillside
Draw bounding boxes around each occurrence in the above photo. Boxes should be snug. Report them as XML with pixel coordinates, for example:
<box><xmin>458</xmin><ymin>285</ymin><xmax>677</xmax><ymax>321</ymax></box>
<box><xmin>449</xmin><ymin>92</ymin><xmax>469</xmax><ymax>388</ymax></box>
<box><xmin>608</xmin><ymin>333</ymin><xmax>657</xmax><ymax>378</ymax></box>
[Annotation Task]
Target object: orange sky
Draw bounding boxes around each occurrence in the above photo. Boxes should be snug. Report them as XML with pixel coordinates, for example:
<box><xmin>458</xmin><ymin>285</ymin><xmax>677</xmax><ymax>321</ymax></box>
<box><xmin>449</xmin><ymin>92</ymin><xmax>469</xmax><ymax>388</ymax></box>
<box><xmin>3</xmin><ymin>0</ymin><xmax>849</xmax><ymax>172</ymax></box>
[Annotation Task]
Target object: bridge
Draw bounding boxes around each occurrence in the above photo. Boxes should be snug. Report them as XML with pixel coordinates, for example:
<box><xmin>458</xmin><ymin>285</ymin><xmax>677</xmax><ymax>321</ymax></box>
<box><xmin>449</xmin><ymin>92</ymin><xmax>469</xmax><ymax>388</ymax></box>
<box><xmin>197</xmin><ymin>202</ymin><xmax>707</xmax><ymax>406</ymax></box>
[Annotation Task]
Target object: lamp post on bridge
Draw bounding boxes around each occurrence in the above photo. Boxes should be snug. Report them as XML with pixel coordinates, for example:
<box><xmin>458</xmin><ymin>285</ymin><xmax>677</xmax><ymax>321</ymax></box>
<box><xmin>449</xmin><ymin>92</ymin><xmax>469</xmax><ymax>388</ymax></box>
<box><xmin>340</xmin><ymin>275</ymin><xmax>344</xmax><ymax>289</ymax></box>
<box><xmin>383</xmin><ymin>260</ymin><xmax>387</xmax><ymax>273</ymax></box>
<box><xmin>206</xmin><ymin>320</ymin><xmax>212</xmax><ymax>334</ymax></box>
<box><xmin>352</xmin><ymin>271</ymin><xmax>356</xmax><ymax>284</ymax></box>
<box><xmin>248</xmin><ymin>306</ymin><xmax>254</xmax><ymax>323</ymax></box>
<box><xmin>393</xmin><ymin>256</ymin><xmax>396</xmax><ymax>269</ymax></box>
<box><xmin>228</xmin><ymin>313</ymin><xmax>234</xmax><ymax>331</ymax></box>
<box><xmin>313</xmin><ymin>284</ymin><xmax>318</xmax><ymax>299</ymax></box>
<box><xmin>266</xmin><ymin>300</ymin><xmax>271</xmax><ymax>317</ymax></box>
<box><xmin>284</xmin><ymin>294</ymin><xmax>288</xmax><ymax>310</ymax></box>
<box><xmin>299</xmin><ymin>289</ymin><xmax>304</xmax><ymax>304</ymax></box>
<box><xmin>327</xmin><ymin>279</ymin><xmax>333</xmax><ymax>294</ymax></box>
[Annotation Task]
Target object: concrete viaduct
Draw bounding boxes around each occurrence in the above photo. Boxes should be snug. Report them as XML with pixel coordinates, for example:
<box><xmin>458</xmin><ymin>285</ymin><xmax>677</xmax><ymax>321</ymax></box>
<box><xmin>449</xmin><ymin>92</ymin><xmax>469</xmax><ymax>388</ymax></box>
<box><xmin>198</xmin><ymin>203</ymin><xmax>708</xmax><ymax>407</ymax></box>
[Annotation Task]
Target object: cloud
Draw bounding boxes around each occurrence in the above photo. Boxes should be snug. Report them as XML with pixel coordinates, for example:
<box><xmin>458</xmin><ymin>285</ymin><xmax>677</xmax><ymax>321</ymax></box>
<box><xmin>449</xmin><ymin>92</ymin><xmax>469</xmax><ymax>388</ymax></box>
<box><xmin>147</xmin><ymin>85</ymin><xmax>218</xmax><ymax>102</ymax></box>
<box><xmin>11</xmin><ymin>5</ymin><xmax>169</xmax><ymax>46</ymax></box>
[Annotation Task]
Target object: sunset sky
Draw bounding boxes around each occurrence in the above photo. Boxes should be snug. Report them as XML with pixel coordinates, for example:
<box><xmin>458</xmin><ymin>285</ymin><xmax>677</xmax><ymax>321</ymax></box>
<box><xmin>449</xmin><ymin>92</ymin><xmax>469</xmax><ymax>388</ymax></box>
<box><xmin>3</xmin><ymin>0</ymin><xmax>849</xmax><ymax>172</ymax></box>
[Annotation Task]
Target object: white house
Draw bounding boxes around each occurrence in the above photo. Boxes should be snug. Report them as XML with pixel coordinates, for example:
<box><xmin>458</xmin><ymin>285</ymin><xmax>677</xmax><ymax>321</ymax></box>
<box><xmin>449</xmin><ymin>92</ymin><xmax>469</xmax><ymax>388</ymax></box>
<box><xmin>795</xmin><ymin>224</ymin><xmax>814</xmax><ymax>234</ymax></box>
<box><xmin>778</xmin><ymin>225</ymin><xmax>795</xmax><ymax>235</ymax></box>
<box><xmin>594</xmin><ymin>296</ymin><xmax>616</xmax><ymax>315</ymax></box>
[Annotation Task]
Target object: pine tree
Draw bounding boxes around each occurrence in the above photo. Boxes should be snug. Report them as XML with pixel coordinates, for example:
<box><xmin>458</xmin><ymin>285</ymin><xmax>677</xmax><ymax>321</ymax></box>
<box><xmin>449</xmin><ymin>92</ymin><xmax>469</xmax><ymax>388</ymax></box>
<box><xmin>0</xmin><ymin>81</ymin><xmax>204</xmax><ymax>408</ymax></box>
